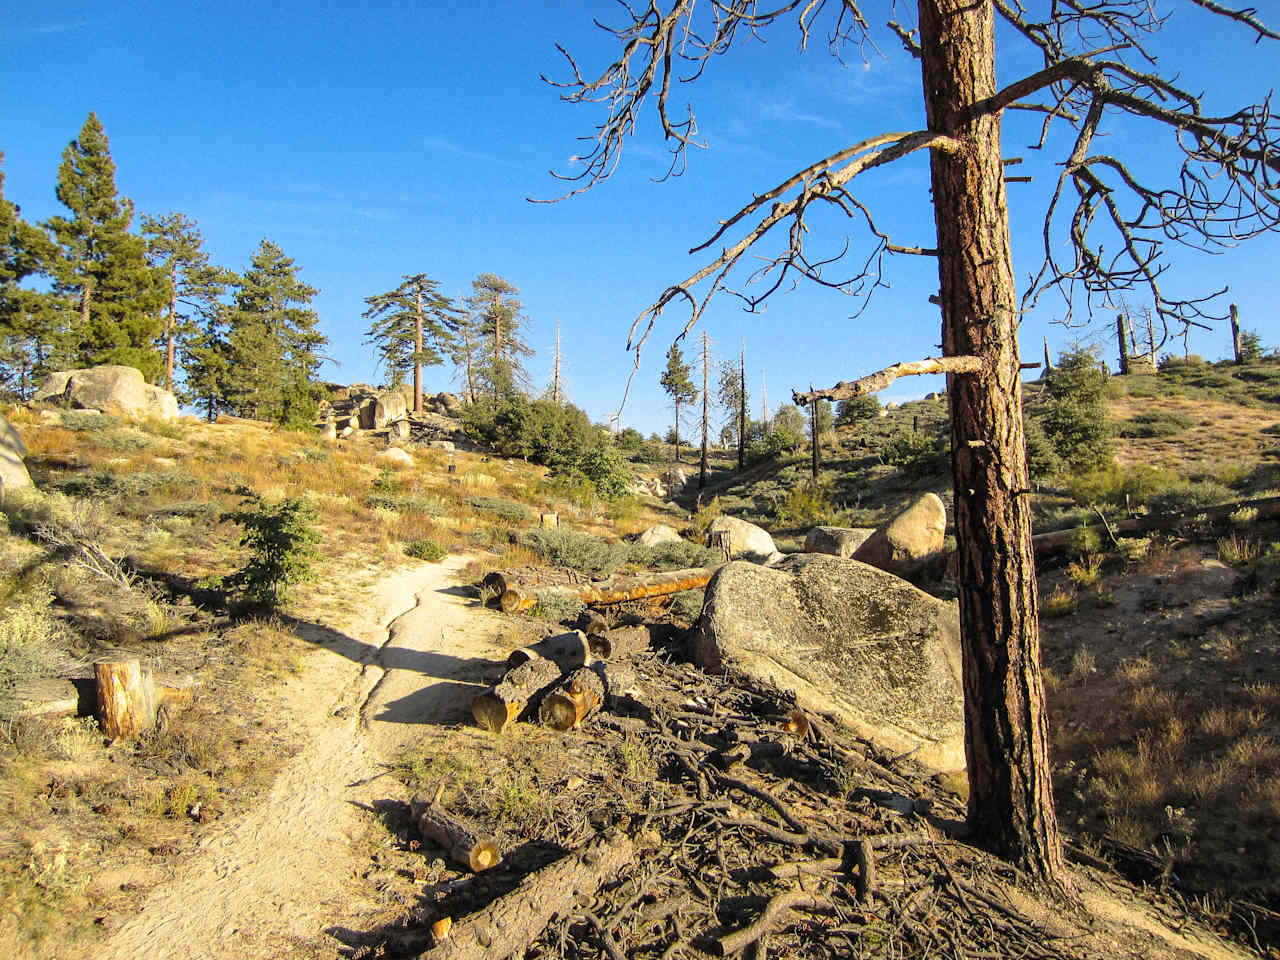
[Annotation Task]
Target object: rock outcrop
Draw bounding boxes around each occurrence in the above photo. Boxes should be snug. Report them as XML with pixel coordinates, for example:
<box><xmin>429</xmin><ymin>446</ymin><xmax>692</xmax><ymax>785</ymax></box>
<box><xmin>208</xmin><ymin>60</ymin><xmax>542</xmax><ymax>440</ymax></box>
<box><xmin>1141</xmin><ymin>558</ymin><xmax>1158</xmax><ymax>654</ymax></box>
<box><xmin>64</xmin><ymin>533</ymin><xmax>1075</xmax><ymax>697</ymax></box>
<box><xmin>853</xmin><ymin>493</ymin><xmax>947</xmax><ymax>575</ymax></box>
<box><xmin>319</xmin><ymin>384</ymin><xmax>463</xmax><ymax>444</ymax></box>
<box><xmin>636</xmin><ymin>524</ymin><xmax>682</xmax><ymax>548</ymax></box>
<box><xmin>692</xmin><ymin>555</ymin><xmax>964</xmax><ymax>772</ymax></box>
<box><xmin>34</xmin><ymin>366</ymin><xmax>179</xmax><ymax>421</ymax></box>
<box><xmin>706</xmin><ymin>516</ymin><xmax>777</xmax><ymax>562</ymax></box>
<box><xmin>0</xmin><ymin>414</ymin><xmax>33</xmax><ymax>496</ymax></box>
<box><xmin>804</xmin><ymin>525</ymin><xmax>875</xmax><ymax>559</ymax></box>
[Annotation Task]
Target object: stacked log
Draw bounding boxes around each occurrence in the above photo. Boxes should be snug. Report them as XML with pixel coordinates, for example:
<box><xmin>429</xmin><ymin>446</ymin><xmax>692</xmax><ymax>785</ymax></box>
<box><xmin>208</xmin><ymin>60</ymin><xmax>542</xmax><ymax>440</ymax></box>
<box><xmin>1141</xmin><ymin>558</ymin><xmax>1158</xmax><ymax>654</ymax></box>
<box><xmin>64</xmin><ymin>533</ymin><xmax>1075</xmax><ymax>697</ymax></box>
<box><xmin>472</xmin><ymin>626</ymin><xmax>643</xmax><ymax>735</ymax></box>
<box><xmin>410</xmin><ymin>791</ymin><xmax>501</xmax><ymax>873</ymax></box>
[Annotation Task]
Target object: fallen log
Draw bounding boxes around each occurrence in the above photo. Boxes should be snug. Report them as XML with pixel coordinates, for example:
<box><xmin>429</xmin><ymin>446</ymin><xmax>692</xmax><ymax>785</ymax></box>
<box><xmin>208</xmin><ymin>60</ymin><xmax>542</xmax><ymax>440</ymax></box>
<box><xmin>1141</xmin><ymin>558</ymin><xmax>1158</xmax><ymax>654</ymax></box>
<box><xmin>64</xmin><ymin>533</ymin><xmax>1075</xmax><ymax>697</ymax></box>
<box><xmin>488</xmin><ymin>567</ymin><xmax>718</xmax><ymax>614</ymax></box>
<box><xmin>417</xmin><ymin>830</ymin><xmax>635</xmax><ymax>960</ymax></box>
<box><xmin>1032</xmin><ymin>494</ymin><xmax>1280</xmax><ymax>565</ymax></box>
<box><xmin>539</xmin><ymin>667</ymin><xmax>604</xmax><ymax>731</ymax></box>
<box><xmin>506</xmin><ymin>631</ymin><xmax>593</xmax><ymax>672</ymax></box>
<box><xmin>471</xmin><ymin>657</ymin><xmax>562</xmax><ymax>733</ymax></box>
<box><xmin>410</xmin><ymin>791</ymin><xmax>501</xmax><ymax>873</ymax></box>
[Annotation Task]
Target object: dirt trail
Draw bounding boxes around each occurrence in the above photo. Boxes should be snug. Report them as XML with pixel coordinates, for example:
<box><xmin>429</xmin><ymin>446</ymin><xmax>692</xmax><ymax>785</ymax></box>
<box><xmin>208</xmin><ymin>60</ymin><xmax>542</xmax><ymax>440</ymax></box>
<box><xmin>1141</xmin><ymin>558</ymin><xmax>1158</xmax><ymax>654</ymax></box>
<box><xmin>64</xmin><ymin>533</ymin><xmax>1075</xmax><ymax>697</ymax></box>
<box><xmin>96</xmin><ymin>555</ymin><xmax>508</xmax><ymax>960</ymax></box>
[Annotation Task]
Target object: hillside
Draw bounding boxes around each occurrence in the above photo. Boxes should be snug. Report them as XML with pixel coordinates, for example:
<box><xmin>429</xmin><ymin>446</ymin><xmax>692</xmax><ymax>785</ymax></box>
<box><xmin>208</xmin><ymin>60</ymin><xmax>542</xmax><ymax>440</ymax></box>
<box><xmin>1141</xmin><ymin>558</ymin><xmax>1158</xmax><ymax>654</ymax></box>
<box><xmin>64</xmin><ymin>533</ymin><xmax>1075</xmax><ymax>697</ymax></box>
<box><xmin>0</xmin><ymin>356</ymin><xmax>1276</xmax><ymax>958</ymax></box>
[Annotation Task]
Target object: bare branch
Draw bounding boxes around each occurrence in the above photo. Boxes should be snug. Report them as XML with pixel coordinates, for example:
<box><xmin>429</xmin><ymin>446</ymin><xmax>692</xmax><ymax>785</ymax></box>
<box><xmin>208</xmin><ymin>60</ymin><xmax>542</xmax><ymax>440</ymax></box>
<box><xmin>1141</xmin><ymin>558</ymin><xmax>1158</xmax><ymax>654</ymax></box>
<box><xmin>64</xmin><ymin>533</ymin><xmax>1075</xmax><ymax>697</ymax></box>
<box><xmin>792</xmin><ymin>355</ymin><xmax>982</xmax><ymax>406</ymax></box>
<box><xmin>1187</xmin><ymin>0</ymin><xmax>1280</xmax><ymax>41</ymax></box>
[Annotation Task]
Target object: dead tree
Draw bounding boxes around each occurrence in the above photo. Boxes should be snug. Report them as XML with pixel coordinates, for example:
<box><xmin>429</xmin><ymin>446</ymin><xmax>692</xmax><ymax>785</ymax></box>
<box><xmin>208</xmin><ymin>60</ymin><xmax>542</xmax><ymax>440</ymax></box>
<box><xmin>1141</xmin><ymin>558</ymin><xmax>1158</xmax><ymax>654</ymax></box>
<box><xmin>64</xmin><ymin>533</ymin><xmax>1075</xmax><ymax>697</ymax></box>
<box><xmin>699</xmin><ymin>330</ymin><xmax>711</xmax><ymax>488</ymax></box>
<box><xmin>544</xmin><ymin>0</ymin><xmax>1280</xmax><ymax>887</ymax></box>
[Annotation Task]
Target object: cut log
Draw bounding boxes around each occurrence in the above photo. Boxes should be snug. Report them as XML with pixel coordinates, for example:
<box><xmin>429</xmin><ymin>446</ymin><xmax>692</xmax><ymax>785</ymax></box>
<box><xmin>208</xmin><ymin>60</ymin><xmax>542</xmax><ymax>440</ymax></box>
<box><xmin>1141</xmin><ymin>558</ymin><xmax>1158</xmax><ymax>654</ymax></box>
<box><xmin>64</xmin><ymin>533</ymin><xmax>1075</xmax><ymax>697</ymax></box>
<box><xmin>604</xmin><ymin>624</ymin><xmax>651</xmax><ymax>659</ymax></box>
<box><xmin>95</xmin><ymin>659</ymin><xmax>157</xmax><ymax>739</ymax></box>
<box><xmin>416</xmin><ymin>830</ymin><xmax>634</xmax><ymax>960</ymax></box>
<box><xmin>596</xmin><ymin>661</ymin><xmax>639</xmax><ymax>705</ymax></box>
<box><xmin>491</xmin><ymin>566</ymin><xmax>718</xmax><ymax>614</ymax></box>
<box><xmin>471</xmin><ymin>657</ymin><xmax>562</xmax><ymax>733</ymax></box>
<box><xmin>409</xmin><ymin>792</ymin><xmax>501</xmax><ymax>872</ymax></box>
<box><xmin>505</xmin><ymin>631</ymin><xmax>593</xmax><ymax>672</ymax></box>
<box><xmin>539</xmin><ymin>667</ymin><xmax>605</xmax><ymax>731</ymax></box>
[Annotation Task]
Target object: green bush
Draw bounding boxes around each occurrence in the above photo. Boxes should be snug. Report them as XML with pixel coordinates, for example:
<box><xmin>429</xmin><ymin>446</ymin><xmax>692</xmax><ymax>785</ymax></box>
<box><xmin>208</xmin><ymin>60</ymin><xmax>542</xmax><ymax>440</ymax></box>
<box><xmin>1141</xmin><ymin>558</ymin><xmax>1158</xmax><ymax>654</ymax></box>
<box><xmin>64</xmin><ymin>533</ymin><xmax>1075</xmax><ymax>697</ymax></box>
<box><xmin>1239</xmin><ymin>331</ymin><xmax>1265</xmax><ymax>362</ymax></box>
<box><xmin>1114</xmin><ymin>411</ymin><xmax>1194</xmax><ymax>438</ymax></box>
<box><xmin>627</xmin><ymin>539</ymin><xmax>721</xmax><ymax>570</ymax></box>
<box><xmin>1067</xmin><ymin>523</ymin><xmax>1103</xmax><ymax>559</ymax></box>
<box><xmin>575</xmin><ymin>441</ymin><xmax>633</xmax><ymax>501</ymax></box>
<box><xmin>1065</xmin><ymin>462</ymin><xmax>1179</xmax><ymax>508</ymax></box>
<box><xmin>836</xmin><ymin>394</ymin><xmax>881</xmax><ymax>425</ymax></box>
<box><xmin>879</xmin><ymin>428</ymin><xmax>949</xmax><ymax>474</ymax></box>
<box><xmin>49</xmin><ymin>470</ymin><xmax>192</xmax><ymax>499</ymax></box>
<box><xmin>0</xmin><ymin>595</ymin><xmax>64</xmax><ymax>721</ymax></box>
<box><xmin>746</xmin><ymin>428</ymin><xmax>799</xmax><ymax>463</ymax></box>
<box><xmin>1041</xmin><ymin>349</ymin><xmax>1113</xmax><ymax>469</ymax></box>
<box><xmin>672</xmin><ymin>589</ymin><xmax>705</xmax><ymax>622</ymax></box>
<box><xmin>219</xmin><ymin>491</ymin><xmax>321</xmax><ymax>610</ymax></box>
<box><xmin>57</xmin><ymin>411</ymin><xmax>123</xmax><ymax>432</ymax></box>
<box><xmin>774</xmin><ymin>482</ymin><xmax>836</xmax><ymax>527</ymax></box>
<box><xmin>465</xmin><ymin>496</ymin><xmax>529</xmax><ymax>523</ymax></box>
<box><xmin>153</xmin><ymin>500</ymin><xmax>219</xmax><ymax>518</ymax></box>
<box><xmin>365</xmin><ymin>493</ymin><xmax>444</xmax><ymax>515</ymax></box>
<box><xmin>1147</xmin><ymin>479</ymin><xmax>1234</xmax><ymax>514</ymax></box>
<box><xmin>524</xmin><ymin>528</ymin><xmax>628</xmax><ymax>575</ymax></box>
<box><xmin>531</xmin><ymin>591</ymin><xmax>585</xmax><ymax>623</ymax></box>
<box><xmin>404</xmin><ymin>539</ymin><xmax>446</xmax><ymax>562</ymax></box>
<box><xmin>1023</xmin><ymin>416</ymin><xmax>1062</xmax><ymax>481</ymax></box>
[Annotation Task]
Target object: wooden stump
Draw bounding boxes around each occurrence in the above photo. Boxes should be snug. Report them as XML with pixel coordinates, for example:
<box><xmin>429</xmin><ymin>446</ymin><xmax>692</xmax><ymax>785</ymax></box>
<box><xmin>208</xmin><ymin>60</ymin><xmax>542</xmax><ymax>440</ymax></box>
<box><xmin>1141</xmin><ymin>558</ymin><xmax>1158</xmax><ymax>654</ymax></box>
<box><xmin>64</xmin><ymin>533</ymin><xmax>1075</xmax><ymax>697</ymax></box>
<box><xmin>472</xmin><ymin>657</ymin><xmax>562</xmax><ymax>733</ymax></box>
<box><xmin>709</xmin><ymin>529</ymin><xmax>732</xmax><ymax>564</ymax></box>
<box><xmin>410</xmin><ymin>792</ymin><xmax>501</xmax><ymax>872</ymax></box>
<box><xmin>94</xmin><ymin>659</ymin><xmax>156</xmax><ymax>739</ymax></box>
<box><xmin>539</xmin><ymin>667</ymin><xmax>605</xmax><ymax>731</ymax></box>
<box><xmin>540</xmin><ymin>512</ymin><xmax>559</xmax><ymax>529</ymax></box>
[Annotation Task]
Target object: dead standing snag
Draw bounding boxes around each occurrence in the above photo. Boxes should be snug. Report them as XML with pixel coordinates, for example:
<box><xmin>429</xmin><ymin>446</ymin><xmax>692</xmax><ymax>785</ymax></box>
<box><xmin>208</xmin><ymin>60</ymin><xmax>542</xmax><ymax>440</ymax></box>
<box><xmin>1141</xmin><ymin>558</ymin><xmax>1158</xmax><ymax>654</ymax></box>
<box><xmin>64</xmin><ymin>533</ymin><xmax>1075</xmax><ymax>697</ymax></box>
<box><xmin>545</xmin><ymin>0</ymin><xmax>1280</xmax><ymax>886</ymax></box>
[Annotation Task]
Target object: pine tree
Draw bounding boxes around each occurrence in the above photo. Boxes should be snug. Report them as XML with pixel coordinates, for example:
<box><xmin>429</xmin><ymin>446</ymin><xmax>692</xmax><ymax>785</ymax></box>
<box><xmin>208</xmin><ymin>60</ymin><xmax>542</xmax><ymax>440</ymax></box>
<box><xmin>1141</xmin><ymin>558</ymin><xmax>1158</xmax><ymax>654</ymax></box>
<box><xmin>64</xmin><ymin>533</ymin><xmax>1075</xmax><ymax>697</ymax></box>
<box><xmin>362</xmin><ymin>274</ymin><xmax>459</xmax><ymax>412</ymax></box>
<box><xmin>0</xmin><ymin>154</ymin><xmax>63</xmax><ymax>397</ymax></box>
<box><xmin>463</xmin><ymin>273</ymin><xmax>533</xmax><ymax>397</ymax></box>
<box><xmin>43</xmin><ymin>112</ymin><xmax>167</xmax><ymax>378</ymax></box>
<box><xmin>142</xmin><ymin>212</ymin><xmax>231</xmax><ymax>395</ymax></box>
<box><xmin>224</xmin><ymin>240</ymin><xmax>325</xmax><ymax>426</ymax></box>
<box><xmin>716</xmin><ymin>351</ymin><xmax>749</xmax><ymax>467</ymax></box>
<box><xmin>659</xmin><ymin>342</ymin><xmax>697</xmax><ymax>461</ymax></box>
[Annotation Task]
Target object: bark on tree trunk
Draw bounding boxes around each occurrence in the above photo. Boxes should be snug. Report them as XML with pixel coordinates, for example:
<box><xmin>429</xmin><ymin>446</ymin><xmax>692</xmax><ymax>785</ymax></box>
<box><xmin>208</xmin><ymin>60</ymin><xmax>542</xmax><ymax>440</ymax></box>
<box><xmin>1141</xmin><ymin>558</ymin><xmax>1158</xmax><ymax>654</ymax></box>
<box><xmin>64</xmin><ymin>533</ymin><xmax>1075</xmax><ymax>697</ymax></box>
<box><xmin>1116</xmin><ymin>315</ymin><xmax>1130</xmax><ymax>375</ymax></box>
<box><xmin>809</xmin><ymin>384</ymin><xmax>820</xmax><ymax>481</ymax></box>
<box><xmin>95</xmin><ymin>659</ymin><xmax>156</xmax><ymax>739</ymax></box>
<box><xmin>700</xmin><ymin>332</ymin><xmax>709</xmax><ymax>489</ymax></box>
<box><xmin>414</xmin><ymin>288</ymin><xmax>424</xmax><ymax>414</ymax></box>
<box><xmin>918</xmin><ymin>0</ymin><xmax>1065</xmax><ymax>884</ymax></box>
<box><xmin>1230</xmin><ymin>303</ymin><xmax>1242</xmax><ymax>364</ymax></box>
<box><xmin>673</xmin><ymin>398</ymin><xmax>680</xmax><ymax>463</ymax></box>
<box><xmin>166</xmin><ymin>265</ymin><xmax>178</xmax><ymax>392</ymax></box>
<box><xmin>739</xmin><ymin>344</ymin><xmax>747</xmax><ymax>471</ymax></box>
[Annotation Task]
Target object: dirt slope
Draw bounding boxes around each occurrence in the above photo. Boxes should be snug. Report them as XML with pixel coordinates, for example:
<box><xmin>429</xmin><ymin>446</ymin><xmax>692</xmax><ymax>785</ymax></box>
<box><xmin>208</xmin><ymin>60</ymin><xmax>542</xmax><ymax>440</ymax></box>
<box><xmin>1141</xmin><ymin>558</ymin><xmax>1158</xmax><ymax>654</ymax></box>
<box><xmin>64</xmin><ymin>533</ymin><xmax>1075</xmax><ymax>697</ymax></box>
<box><xmin>94</xmin><ymin>555</ymin><xmax>507</xmax><ymax>960</ymax></box>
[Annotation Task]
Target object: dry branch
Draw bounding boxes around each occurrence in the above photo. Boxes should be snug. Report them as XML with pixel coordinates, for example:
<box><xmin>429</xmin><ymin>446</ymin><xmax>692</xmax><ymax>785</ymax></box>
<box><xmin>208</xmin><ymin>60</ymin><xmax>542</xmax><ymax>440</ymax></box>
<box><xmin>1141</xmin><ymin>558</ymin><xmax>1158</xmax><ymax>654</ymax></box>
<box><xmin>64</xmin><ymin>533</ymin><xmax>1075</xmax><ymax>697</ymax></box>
<box><xmin>416</xmin><ymin>830</ymin><xmax>635</xmax><ymax>960</ymax></box>
<box><xmin>792</xmin><ymin>356</ymin><xmax>981</xmax><ymax>406</ymax></box>
<box><xmin>715</xmin><ymin>890</ymin><xmax>832</xmax><ymax>956</ymax></box>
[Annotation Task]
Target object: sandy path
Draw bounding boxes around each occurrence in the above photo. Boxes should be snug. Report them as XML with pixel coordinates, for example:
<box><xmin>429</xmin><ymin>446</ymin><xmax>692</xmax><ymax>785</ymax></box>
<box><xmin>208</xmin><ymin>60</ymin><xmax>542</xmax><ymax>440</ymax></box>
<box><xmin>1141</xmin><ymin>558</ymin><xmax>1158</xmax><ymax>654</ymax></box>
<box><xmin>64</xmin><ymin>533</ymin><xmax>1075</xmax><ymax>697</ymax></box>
<box><xmin>97</xmin><ymin>555</ymin><xmax>506</xmax><ymax>960</ymax></box>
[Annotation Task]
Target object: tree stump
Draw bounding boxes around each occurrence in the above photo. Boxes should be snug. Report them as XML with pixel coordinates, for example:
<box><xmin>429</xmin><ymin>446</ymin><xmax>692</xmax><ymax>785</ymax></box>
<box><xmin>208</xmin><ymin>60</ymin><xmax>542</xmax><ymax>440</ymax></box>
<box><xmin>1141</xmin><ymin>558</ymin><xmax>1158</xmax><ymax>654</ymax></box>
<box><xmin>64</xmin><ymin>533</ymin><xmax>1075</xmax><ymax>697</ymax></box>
<box><xmin>94</xmin><ymin>659</ymin><xmax>157</xmax><ymax>739</ymax></box>
<box><xmin>540</xmin><ymin>512</ymin><xmax>559</xmax><ymax>529</ymax></box>
<box><xmin>709</xmin><ymin>530</ymin><xmax>732</xmax><ymax>564</ymax></box>
<box><xmin>472</xmin><ymin>657</ymin><xmax>562</xmax><ymax>733</ymax></box>
<box><xmin>410</xmin><ymin>791</ymin><xmax>501</xmax><ymax>872</ymax></box>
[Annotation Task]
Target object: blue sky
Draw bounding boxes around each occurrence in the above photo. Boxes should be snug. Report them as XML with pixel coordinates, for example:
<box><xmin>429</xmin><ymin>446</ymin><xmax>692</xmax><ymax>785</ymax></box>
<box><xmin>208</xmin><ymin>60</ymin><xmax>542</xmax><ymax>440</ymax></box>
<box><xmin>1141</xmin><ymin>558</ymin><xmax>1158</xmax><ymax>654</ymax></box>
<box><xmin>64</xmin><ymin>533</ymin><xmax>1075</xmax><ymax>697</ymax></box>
<box><xmin>4</xmin><ymin>1</ymin><xmax>1278</xmax><ymax>434</ymax></box>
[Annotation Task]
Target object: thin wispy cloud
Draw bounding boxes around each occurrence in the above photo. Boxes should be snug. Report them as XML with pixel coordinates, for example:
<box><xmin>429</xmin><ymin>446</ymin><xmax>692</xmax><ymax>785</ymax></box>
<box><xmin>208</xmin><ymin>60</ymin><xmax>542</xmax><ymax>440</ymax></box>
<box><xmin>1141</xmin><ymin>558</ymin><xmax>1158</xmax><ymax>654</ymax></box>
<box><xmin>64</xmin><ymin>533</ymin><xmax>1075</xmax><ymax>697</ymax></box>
<box><xmin>14</xmin><ymin>18</ymin><xmax>96</xmax><ymax>37</ymax></box>
<box><xmin>421</xmin><ymin>137</ymin><xmax>525</xmax><ymax>170</ymax></box>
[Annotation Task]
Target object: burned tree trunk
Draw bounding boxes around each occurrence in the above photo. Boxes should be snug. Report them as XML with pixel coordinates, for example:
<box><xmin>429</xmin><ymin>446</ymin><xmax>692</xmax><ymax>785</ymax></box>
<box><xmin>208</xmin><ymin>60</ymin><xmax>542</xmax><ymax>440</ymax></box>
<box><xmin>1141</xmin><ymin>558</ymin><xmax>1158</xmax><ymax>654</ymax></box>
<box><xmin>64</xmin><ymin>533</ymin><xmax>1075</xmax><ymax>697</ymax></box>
<box><xmin>919</xmin><ymin>0</ymin><xmax>1065</xmax><ymax>883</ymax></box>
